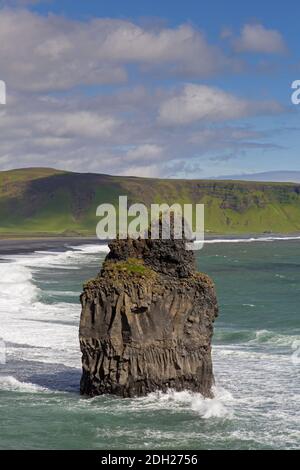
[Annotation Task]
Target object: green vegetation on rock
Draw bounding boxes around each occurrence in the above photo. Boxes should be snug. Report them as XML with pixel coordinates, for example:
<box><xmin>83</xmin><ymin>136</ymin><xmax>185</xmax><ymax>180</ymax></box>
<box><xmin>104</xmin><ymin>258</ymin><xmax>154</xmax><ymax>276</ymax></box>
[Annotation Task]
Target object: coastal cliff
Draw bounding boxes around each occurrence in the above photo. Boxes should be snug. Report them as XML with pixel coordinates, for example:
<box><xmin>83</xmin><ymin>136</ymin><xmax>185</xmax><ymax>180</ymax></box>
<box><xmin>79</xmin><ymin>235</ymin><xmax>219</xmax><ymax>398</ymax></box>
<box><xmin>2</xmin><ymin>168</ymin><xmax>300</xmax><ymax>237</ymax></box>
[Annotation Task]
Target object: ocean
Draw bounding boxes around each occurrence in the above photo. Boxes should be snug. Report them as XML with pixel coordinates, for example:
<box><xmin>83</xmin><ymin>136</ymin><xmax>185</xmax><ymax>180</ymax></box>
<box><xmin>0</xmin><ymin>239</ymin><xmax>299</xmax><ymax>450</ymax></box>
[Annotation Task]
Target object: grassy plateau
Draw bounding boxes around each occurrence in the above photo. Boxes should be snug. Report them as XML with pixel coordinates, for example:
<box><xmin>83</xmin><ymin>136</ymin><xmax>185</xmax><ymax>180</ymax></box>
<box><xmin>1</xmin><ymin>167</ymin><xmax>300</xmax><ymax>238</ymax></box>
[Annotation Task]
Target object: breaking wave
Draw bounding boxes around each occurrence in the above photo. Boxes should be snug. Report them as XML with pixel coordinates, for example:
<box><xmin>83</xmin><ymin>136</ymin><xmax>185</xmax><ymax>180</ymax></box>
<box><xmin>0</xmin><ymin>244</ymin><xmax>105</xmax><ymax>369</ymax></box>
<box><xmin>0</xmin><ymin>375</ymin><xmax>48</xmax><ymax>393</ymax></box>
<box><xmin>107</xmin><ymin>386</ymin><xmax>234</xmax><ymax>419</ymax></box>
<box><xmin>215</xmin><ymin>328</ymin><xmax>300</xmax><ymax>347</ymax></box>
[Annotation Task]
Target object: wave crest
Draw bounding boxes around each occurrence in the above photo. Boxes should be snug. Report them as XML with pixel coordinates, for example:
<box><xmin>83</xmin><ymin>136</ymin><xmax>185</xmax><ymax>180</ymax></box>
<box><xmin>0</xmin><ymin>375</ymin><xmax>47</xmax><ymax>393</ymax></box>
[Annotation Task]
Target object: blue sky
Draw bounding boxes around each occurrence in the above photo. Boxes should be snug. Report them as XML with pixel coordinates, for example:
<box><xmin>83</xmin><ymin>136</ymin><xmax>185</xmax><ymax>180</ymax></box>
<box><xmin>0</xmin><ymin>0</ymin><xmax>299</xmax><ymax>178</ymax></box>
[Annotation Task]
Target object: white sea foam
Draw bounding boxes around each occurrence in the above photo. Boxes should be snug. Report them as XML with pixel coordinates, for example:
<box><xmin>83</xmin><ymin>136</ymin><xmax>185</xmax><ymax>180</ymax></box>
<box><xmin>0</xmin><ymin>375</ymin><xmax>47</xmax><ymax>392</ymax></box>
<box><xmin>2</xmin><ymin>244</ymin><xmax>106</xmax><ymax>270</ymax></box>
<box><xmin>190</xmin><ymin>388</ymin><xmax>233</xmax><ymax>419</ymax></box>
<box><xmin>118</xmin><ymin>386</ymin><xmax>234</xmax><ymax>419</ymax></box>
<box><xmin>0</xmin><ymin>263</ymin><xmax>40</xmax><ymax>304</ymax></box>
<box><xmin>68</xmin><ymin>244</ymin><xmax>109</xmax><ymax>253</ymax></box>
<box><xmin>0</xmin><ymin>244</ymin><xmax>104</xmax><ymax>369</ymax></box>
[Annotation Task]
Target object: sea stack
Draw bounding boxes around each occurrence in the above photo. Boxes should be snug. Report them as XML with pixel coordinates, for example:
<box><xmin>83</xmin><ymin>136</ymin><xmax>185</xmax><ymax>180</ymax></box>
<box><xmin>79</xmin><ymin>228</ymin><xmax>219</xmax><ymax>398</ymax></box>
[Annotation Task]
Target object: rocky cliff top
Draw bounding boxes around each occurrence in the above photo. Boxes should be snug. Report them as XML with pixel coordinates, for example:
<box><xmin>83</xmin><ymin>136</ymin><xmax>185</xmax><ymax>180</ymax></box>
<box><xmin>105</xmin><ymin>236</ymin><xmax>196</xmax><ymax>278</ymax></box>
<box><xmin>105</xmin><ymin>215</ymin><xmax>196</xmax><ymax>278</ymax></box>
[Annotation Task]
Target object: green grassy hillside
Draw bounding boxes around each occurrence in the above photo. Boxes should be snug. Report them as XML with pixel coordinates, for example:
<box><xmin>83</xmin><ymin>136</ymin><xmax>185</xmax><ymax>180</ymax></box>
<box><xmin>1</xmin><ymin>167</ymin><xmax>300</xmax><ymax>237</ymax></box>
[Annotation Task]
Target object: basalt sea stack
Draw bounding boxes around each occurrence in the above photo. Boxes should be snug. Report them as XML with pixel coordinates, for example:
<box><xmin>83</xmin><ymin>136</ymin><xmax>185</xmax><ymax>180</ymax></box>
<box><xmin>79</xmin><ymin>231</ymin><xmax>219</xmax><ymax>398</ymax></box>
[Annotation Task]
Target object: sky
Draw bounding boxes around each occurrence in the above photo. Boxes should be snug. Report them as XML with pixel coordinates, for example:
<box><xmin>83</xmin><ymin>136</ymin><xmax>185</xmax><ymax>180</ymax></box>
<box><xmin>0</xmin><ymin>0</ymin><xmax>300</xmax><ymax>178</ymax></box>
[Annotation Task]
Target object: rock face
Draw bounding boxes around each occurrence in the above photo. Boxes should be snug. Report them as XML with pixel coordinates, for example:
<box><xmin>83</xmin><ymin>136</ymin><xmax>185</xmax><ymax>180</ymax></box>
<box><xmin>79</xmin><ymin>235</ymin><xmax>219</xmax><ymax>398</ymax></box>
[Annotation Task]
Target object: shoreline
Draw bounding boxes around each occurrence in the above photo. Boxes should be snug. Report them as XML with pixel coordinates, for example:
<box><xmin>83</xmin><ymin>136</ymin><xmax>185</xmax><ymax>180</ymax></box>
<box><xmin>0</xmin><ymin>237</ymin><xmax>99</xmax><ymax>256</ymax></box>
<box><xmin>0</xmin><ymin>233</ymin><xmax>300</xmax><ymax>256</ymax></box>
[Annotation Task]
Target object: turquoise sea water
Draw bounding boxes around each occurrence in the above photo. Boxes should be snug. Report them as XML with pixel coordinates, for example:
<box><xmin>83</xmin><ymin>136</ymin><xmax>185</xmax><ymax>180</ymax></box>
<box><xmin>0</xmin><ymin>240</ymin><xmax>299</xmax><ymax>450</ymax></box>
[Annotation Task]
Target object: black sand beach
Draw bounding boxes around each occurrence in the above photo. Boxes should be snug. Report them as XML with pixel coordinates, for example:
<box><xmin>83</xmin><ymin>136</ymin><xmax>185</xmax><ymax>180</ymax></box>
<box><xmin>0</xmin><ymin>237</ymin><xmax>100</xmax><ymax>256</ymax></box>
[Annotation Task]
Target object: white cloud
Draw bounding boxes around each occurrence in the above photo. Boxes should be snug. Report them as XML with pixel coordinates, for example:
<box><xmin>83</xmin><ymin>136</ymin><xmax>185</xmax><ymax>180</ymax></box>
<box><xmin>125</xmin><ymin>144</ymin><xmax>163</xmax><ymax>163</ymax></box>
<box><xmin>158</xmin><ymin>84</ymin><xmax>283</xmax><ymax>126</ymax></box>
<box><xmin>0</xmin><ymin>8</ymin><xmax>287</xmax><ymax>178</ymax></box>
<box><xmin>234</xmin><ymin>24</ymin><xmax>286</xmax><ymax>54</ymax></box>
<box><xmin>0</xmin><ymin>9</ymin><xmax>231</xmax><ymax>92</ymax></box>
<box><xmin>0</xmin><ymin>102</ymin><xmax>118</xmax><ymax>140</ymax></box>
<box><xmin>0</xmin><ymin>84</ymin><xmax>285</xmax><ymax>178</ymax></box>
<box><xmin>35</xmin><ymin>111</ymin><xmax>118</xmax><ymax>139</ymax></box>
